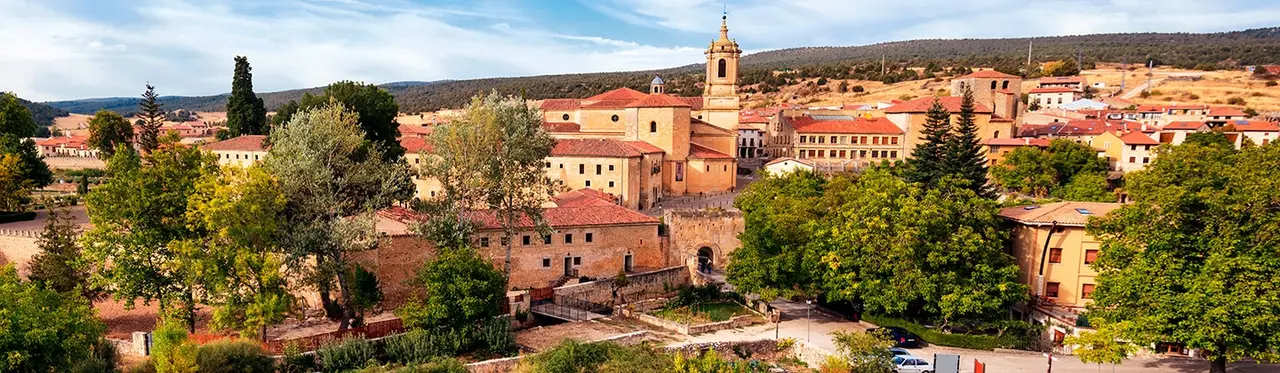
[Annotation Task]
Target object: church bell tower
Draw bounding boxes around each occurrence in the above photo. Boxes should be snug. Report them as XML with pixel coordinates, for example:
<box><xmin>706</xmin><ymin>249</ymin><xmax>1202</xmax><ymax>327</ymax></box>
<box><xmin>701</xmin><ymin>13</ymin><xmax>741</xmax><ymax>130</ymax></box>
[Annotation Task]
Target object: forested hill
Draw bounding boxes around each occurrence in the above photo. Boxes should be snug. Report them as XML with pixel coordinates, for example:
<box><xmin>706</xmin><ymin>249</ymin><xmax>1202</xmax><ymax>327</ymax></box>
<box><xmin>13</xmin><ymin>95</ymin><xmax>70</xmax><ymax>126</ymax></box>
<box><xmin>45</xmin><ymin>27</ymin><xmax>1280</xmax><ymax>115</ymax></box>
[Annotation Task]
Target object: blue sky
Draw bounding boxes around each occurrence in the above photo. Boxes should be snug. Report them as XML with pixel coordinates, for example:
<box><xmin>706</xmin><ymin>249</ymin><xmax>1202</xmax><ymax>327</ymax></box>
<box><xmin>3</xmin><ymin>0</ymin><xmax>1279</xmax><ymax>101</ymax></box>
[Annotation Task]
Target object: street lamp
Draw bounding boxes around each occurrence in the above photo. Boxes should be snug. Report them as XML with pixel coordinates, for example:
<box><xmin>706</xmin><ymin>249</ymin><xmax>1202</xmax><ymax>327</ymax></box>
<box><xmin>806</xmin><ymin>299</ymin><xmax>813</xmax><ymax>342</ymax></box>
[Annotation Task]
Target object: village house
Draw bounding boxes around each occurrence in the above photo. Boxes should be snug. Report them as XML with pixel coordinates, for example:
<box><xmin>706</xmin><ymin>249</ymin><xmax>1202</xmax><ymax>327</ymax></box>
<box><xmin>948</xmin><ymin>69</ymin><xmax>1023</xmax><ymax>120</ymax></box>
<box><xmin>736</xmin><ymin>114</ymin><xmax>768</xmax><ymax>160</ymax></box>
<box><xmin>762</xmin><ymin>157</ymin><xmax>814</xmax><ymax>175</ymax></box>
<box><xmin>1028</xmin><ymin>87</ymin><xmax>1083</xmax><ymax>110</ymax></box>
<box><xmin>368</xmin><ymin>189</ymin><xmax>664</xmax><ymax>297</ymax></box>
<box><xmin>1037</xmin><ymin>76</ymin><xmax>1088</xmax><ymax>91</ymax></box>
<box><xmin>999</xmin><ymin>202</ymin><xmax>1122</xmax><ymax>350</ymax></box>
<box><xmin>983</xmin><ymin>137</ymin><xmax>1051</xmax><ymax>167</ymax></box>
<box><xmin>884</xmin><ymin>96</ymin><xmax>1014</xmax><ymax>150</ymax></box>
<box><xmin>1091</xmin><ymin>130</ymin><xmax>1159</xmax><ymax>172</ymax></box>
<box><xmin>200</xmin><ymin>135</ymin><xmax>268</xmax><ymax>167</ymax></box>
<box><xmin>785</xmin><ymin>114</ymin><xmax>905</xmax><ymax>172</ymax></box>
<box><xmin>1156</xmin><ymin>121</ymin><xmax>1210</xmax><ymax>145</ymax></box>
<box><xmin>34</xmin><ymin>135</ymin><xmax>97</xmax><ymax>158</ymax></box>
<box><xmin>543</xmin><ymin>138</ymin><xmax>666</xmax><ymax>210</ymax></box>
<box><xmin>1224</xmin><ymin>119</ymin><xmax>1279</xmax><ymax>147</ymax></box>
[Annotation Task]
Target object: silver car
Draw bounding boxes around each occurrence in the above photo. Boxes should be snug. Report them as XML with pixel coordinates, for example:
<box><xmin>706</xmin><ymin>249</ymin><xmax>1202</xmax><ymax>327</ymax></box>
<box><xmin>892</xmin><ymin>355</ymin><xmax>934</xmax><ymax>373</ymax></box>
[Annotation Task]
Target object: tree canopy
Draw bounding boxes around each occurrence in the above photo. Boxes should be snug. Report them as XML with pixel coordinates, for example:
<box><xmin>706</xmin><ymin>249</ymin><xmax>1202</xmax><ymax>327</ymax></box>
<box><xmin>1084</xmin><ymin>140</ymin><xmax>1280</xmax><ymax>373</ymax></box>
<box><xmin>226</xmin><ymin>56</ymin><xmax>269</xmax><ymax>136</ymax></box>
<box><xmin>1</xmin><ymin>92</ymin><xmax>39</xmax><ymax>138</ymax></box>
<box><xmin>726</xmin><ymin>170</ymin><xmax>827</xmax><ymax>300</ymax></box>
<box><xmin>396</xmin><ymin>247</ymin><xmax>507</xmax><ymax>331</ymax></box>
<box><xmin>87</xmin><ymin>109</ymin><xmax>135</xmax><ymax>158</ymax></box>
<box><xmin>990</xmin><ymin>139</ymin><xmax>1112</xmax><ymax>201</ymax></box>
<box><xmin>944</xmin><ymin>85</ymin><xmax>991</xmax><ymax>197</ymax></box>
<box><xmin>0</xmin><ymin>264</ymin><xmax>106</xmax><ymax>372</ymax></box>
<box><xmin>28</xmin><ymin>205</ymin><xmax>102</xmax><ymax>301</ymax></box>
<box><xmin>297</xmin><ymin>81</ymin><xmax>404</xmax><ymax>160</ymax></box>
<box><xmin>137</xmin><ymin>84</ymin><xmax>165</xmax><ymax>153</ymax></box>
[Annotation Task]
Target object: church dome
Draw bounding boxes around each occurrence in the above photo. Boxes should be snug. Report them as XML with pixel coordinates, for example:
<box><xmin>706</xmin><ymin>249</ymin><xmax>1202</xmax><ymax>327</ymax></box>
<box><xmin>651</xmin><ymin>75</ymin><xmax>664</xmax><ymax>85</ymax></box>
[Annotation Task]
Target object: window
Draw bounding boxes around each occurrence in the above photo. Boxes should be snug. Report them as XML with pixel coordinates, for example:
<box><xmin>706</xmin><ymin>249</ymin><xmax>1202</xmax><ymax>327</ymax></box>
<box><xmin>829</xmin><ymin>136</ymin><xmax>836</xmax><ymax>144</ymax></box>
<box><xmin>608</xmin><ymin>181</ymin><xmax>615</xmax><ymax>188</ymax></box>
<box><xmin>650</xmin><ymin>121</ymin><xmax>657</xmax><ymax>133</ymax></box>
<box><xmin>1142</xmin><ymin>157</ymin><xmax>1150</xmax><ymax>164</ymax></box>
<box><xmin>545</xmin><ymin>161</ymin><xmax>551</xmax><ymax>168</ymax></box>
<box><xmin>706</xmin><ymin>165</ymin><xmax>710</xmax><ymax>172</ymax></box>
<box><xmin>1045</xmin><ymin>282</ymin><xmax>1060</xmax><ymax>298</ymax></box>
<box><xmin>800</xmin><ymin>136</ymin><xmax>807</xmax><ymax>144</ymax></box>
<box><xmin>585</xmin><ymin>180</ymin><xmax>591</xmax><ymax>187</ymax></box>
<box><xmin>559</xmin><ymin>163</ymin><xmax>563</xmax><ymax>169</ymax></box>
<box><xmin>564</xmin><ymin>234</ymin><xmax>573</xmax><ymax>244</ymax></box>
<box><xmin>890</xmin><ymin>151</ymin><xmax>898</xmax><ymax>158</ymax></box>
<box><xmin>990</xmin><ymin>81</ymin><xmax>997</xmax><ymax>89</ymax></box>
<box><xmin>608</xmin><ymin>164</ymin><xmax>614</xmax><ymax>171</ymax></box>
<box><xmin>562</xmin><ymin>113</ymin><xmax>570</xmax><ymax>121</ymax></box>
<box><xmin>723</xmin><ymin>165</ymin><xmax>728</xmax><ymax>171</ymax></box>
<box><xmin>585</xmin><ymin>233</ymin><xmax>593</xmax><ymax>243</ymax></box>
<box><xmin>479</xmin><ymin>237</ymin><xmax>490</xmax><ymax>247</ymax></box>
<box><xmin>1128</xmin><ymin>157</ymin><xmax>1136</xmax><ymax>163</ymax></box>
<box><xmin>1081</xmin><ymin>284</ymin><xmax>1096</xmax><ymax>299</ymax></box>
<box><xmin>1144</xmin><ymin>145</ymin><xmax>1151</xmax><ymax>151</ymax></box>
<box><xmin>573</xmin><ymin>257</ymin><xmax>582</xmax><ymax>265</ymax></box>
<box><xmin>992</xmin><ymin>131</ymin><xmax>999</xmax><ymax>139</ymax></box>
<box><xmin>522</xmin><ymin>235</ymin><xmax>531</xmax><ymax>246</ymax></box>
<box><xmin>1049</xmin><ymin>248</ymin><xmax>1063</xmax><ymax>263</ymax></box>
<box><xmin>542</xmin><ymin>258</ymin><xmax>551</xmax><ymax>268</ymax></box>
<box><xmin>596</xmin><ymin>164</ymin><xmax>602</xmax><ymax>175</ymax></box>
<box><xmin>817</xmin><ymin>136</ymin><xmax>824</xmax><ymax>144</ymax></box>
<box><xmin>891</xmin><ymin>137</ymin><xmax>899</xmax><ymax>145</ymax></box>
<box><xmin>624</xmin><ymin>254</ymin><xmax>633</xmax><ymax>272</ymax></box>
<box><xmin>717</xmin><ymin>58</ymin><xmax>727</xmax><ymax>78</ymax></box>
<box><xmin>1130</xmin><ymin>145</ymin><xmax>1137</xmax><ymax>151</ymax></box>
<box><xmin>871</xmin><ymin>150</ymin><xmax>879</xmax><ymax>158</ymax></box>
<box><xmin>543</xmin><ymin>235</ymin><xmax>552</xmax><ymax>244</ymax></box>
<box><xmin>1002</xmin><ymin>80</ymin><xmax>1010</xmax><ymax>90</ymax></box>
<box><xmin>579</xmin><ymin>164</ymin><xmax>585</xmax><ymax>174</ymax></box>
<box><xmin>611</xmin><ymin>114</ymin><xmax>619</xmax><ymax>122</ymax></box>
<box><xmin>675</xmin><ymin>162</ymin><xmax>684</xmax><ymax>181</ymax></box>
<box><xmin>1083</xmin><ymin>249</ymin><xmax>1099</xmax><ymax>264</ymax></box>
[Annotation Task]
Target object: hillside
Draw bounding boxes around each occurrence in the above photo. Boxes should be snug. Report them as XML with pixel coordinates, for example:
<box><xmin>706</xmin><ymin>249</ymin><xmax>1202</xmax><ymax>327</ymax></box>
<box><xmin>44</xmin><ymin>27</ymin><xmax>1280</xmax><ymax>115</ymax></box>
<box><xmin>10</xmin><ymin>95</ymin><xmax>70</xmax><ymax>126</ymax></box>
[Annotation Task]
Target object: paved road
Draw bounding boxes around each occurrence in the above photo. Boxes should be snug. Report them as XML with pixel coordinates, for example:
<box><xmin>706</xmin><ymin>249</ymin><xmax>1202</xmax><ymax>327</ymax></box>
<box><xmin>674</xmin><ymin>299</ymin><xmax>1276</xmax><ymax>373</ymax></box>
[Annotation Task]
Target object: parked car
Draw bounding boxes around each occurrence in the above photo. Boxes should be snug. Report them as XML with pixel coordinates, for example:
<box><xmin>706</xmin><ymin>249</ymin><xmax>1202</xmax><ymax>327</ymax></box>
<box><xmin>891</xmin><ymin>355</ymin><xmax>933</xmax><ymax>373</ymax></box>
<box><xmin>888</xmin><ymin>347</ymin><xmax>912</xmax><ymax>357</ymax></box>
<box><xmin>867</xmin><ymin>326</ymin><xmax>922</xmax><ymax>348</ymax></box>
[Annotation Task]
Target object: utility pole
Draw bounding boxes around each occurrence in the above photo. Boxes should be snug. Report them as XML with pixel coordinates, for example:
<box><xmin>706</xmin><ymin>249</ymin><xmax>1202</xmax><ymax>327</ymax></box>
<box><xmin>1147</xmin><ymin>60</ymin><xmax>1154</xmax><ymax>93</ymax></box>
<box><xmin>881</xmin><ymin>54</ymin><xmax>886</xmax><ymax>75</ymax></box>
<box><xmin>1120</xmin><ymin>54</ymin><xmax>1127</xmax><ymax>93</ymax></box>
<box><xmin>1027</xmin><ymin>39</ymin><xmax>1033</xmax><ymax>66</ymax></box>
<box><xmin>1076</xmin><ymin>48</ymin><xmax>1083</xmax><ymax>70</ymax></box>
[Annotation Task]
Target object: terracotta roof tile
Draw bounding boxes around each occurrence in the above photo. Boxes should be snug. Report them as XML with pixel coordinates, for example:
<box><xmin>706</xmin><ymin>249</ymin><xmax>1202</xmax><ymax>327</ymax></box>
<box><xmin>400</xmin><ymin>137</ymin><xmax>433</xmax><ymax>153</ymax></box>
<box><xmin>586</xmin><ymin>87</ymin><xmax>649</xmax><ymax>101</ymax></box>
<box><xmin>625</xmin><ymin>94</ymin><xmax>692</xmax><ymax>108</ymax></box>
<box><xmin>1227</xmin><ymin>120</ymin><xmax>1280</xmax><ymax>132</ymax></box>
<box><xmin>985</xmin><ymin>137</ymin><xmax>1051</xmax><ymax>147</ymax></box>
<box><xmin>677</xmin><ymin>97</ymin><xmax>704</xmax><ymax>110</ymax></box>
<box><xmin>789</xmin><ymin>116</ymin><xmax>904</xmax><ymax>135</ymax></box>
<box><xmin>1118</xmin><ymin>131</ymin><xmax>1159</xmax><ymax>145</ymax></box>
<box><xmin>1162</xmin><ymin>121</ymin><xmax>1207</xmax><ymax>130</ymax></box>
<box><xmin>1039</xmin><ymin>76</ymin><xmax>1084</xmax><ymax>84</ymax></box>
<box><xmin>551</xmin><ymin>138</ymin><xmax>644</xmax><ymax>158</ymax></box>
<box><xmin>542</xmin><ymin>121</ymin><xmax>582</xmax><ymax>132</ymax></box>
<box><xmin>958</xmin><ymin>70</ymin><xmax>1020</xmax><ymax>79</ymax></box>
<box><xmin>884</xmin><ymin>96</ymin><xmax>993</xmax><ymax>114</ymax></box>
<box><xmin>36</xmin><ymin>136</ymin><xmax>90</xmax><ymax>148</ymax></box>
<box><xmin>540</xmin><ymin>99</ymin><xmax>582</xmax><ymax>111</ymax></box>
<box><xmin>398</xmin><ymin>124</ymin><xmax>433</xmax><ymax>138</ymax></box>
<box><xmin>688</xmin><ymin>143</ymin><xmax>734</xmax><ymax>160</ymax></box>
<box><xmin>552</xmin><ymin>188</ymin><xmax>618</xmax><ymax>207</ymax></box>
<box><xmin>622</xmin><ymin>141</ymin><xmax>664</xmax><ymax>154</ymax></box>
<box><xmin>1207</xmin><ymin>106</ymin><xmax>1248</xmax><ymax>117</ymax></box>
<box><xmin>202</xmin><ymin>135</ymin><xmax>267</xmax><ymax>152</ymax></box>
<box><xmin>999</xmin><ymin>202</ymin><xmax>1122</xmax><ymax>227</ymax></box>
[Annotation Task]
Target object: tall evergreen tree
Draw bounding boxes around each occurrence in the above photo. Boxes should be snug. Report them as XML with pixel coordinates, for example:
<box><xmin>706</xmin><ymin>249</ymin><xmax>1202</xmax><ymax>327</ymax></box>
<box><xmin>226</xmin><ymin>56</ymin><xmax>268</xmax><ymax>136</ymax></box>
<box><xmin>28</xmin><ymin>205</ymin><xmax>102</xmax><ymax>301</ymax></box>
<box><xmin>904</xmin><ymin>98</ymin><xmax>951</xmax><ymax>185</ymax></box>
<box><xmin>944</xmin><ymin>85</ymin><xmax>991</xmax><ymax>197</ymax></box>
<box><xmin>137</xmin><ymin>84</ymin><xmax>165</xmax><ymax>153</ymax></box>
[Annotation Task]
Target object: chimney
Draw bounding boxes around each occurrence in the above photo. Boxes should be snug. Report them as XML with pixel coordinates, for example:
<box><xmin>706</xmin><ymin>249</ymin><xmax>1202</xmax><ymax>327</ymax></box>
<box><xmin>1024</xmin><ymin>138</ymin><xmax>1031</xmax><ymax>145</ymax></box>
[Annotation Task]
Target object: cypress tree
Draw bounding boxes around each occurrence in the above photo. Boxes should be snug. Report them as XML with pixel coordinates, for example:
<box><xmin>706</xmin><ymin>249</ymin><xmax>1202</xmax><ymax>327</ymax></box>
<box><xmin>137</xmin><ymin>83</ymin><xmax>165</xmax><ymax>153</ymax></box>
<box><xmin>28</xmin><ymin>205</ymin><xmax>101</xmax><ymax>300</ymax></box>
<box><xmin>905</xmin><ymin>98</ymin><xmax>951</xmax><ymax>185</ymax></box>
<box><xmin>945</xmin><ymin>84</ymin><xmax>991</xmax><ymax>197</ymax></box>
<box><xmin>226</xmin><ymin>56</ymin><xmax>268</xmax><ymax>136</ymax></box>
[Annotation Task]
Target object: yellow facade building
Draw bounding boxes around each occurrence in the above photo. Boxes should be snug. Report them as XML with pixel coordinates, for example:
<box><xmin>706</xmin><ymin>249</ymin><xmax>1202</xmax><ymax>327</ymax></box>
<box><xmin>202</xmin><ymin>135</ymin><xmax>268</xmax><ymax>167</ymax></box>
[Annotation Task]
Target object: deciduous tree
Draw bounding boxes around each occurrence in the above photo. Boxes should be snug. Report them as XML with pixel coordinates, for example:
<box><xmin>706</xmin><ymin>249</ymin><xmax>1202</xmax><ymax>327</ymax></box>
<box><xmin>226</xmin><ymin>56</ymin><xmax>268</xmax><ymax>136</ymax></box>
<box><xmin>0</xmin><ymin>134</ymin><xmax>53</xmax><ymax>189</ymax></box>
<box><xmin>726</xmin><ymin>170</ymin><xmax>828</xmax><ymax>300</ymax></box>
<box><xmin>1085</xmin><ymin>140</ymin><xmax>1280</xmax><ymax>373</ymax></box>
<box><xmin>0</xmin><ymin>264</ymin><xmax>106</xmax><ymax>372</ymax></box>
<box><xmin>87</xmin><ymin>109</ymin><xmax>134</xmax><ymax>158</ymax></box>
<box><xmin>263</xmin><ymin>103</ymin><xmax>413</xmax><ymax>329</ymax></box>
<box><xmin>0</xmin><ymin>92</ymin><xmax>38</xmax><ymax>138</ymax></box>
<box><xmin>396</xmin><ymin>247</ymin><xmax>506</xmax><ymax>330</ymax></box>
<box><xmin>0</xmin><ymin>154</ymin><xmax>30</xmax><ymax>212</ymax></box>
<box><xmin>83</xmin><ymin>137</ymin><xmax>216</xmax><ymax>332</ymax></box>
<box><xmin>297</xmin><ymin>81</ymin><xmax>403</xmax><ymax>160</ymax></box>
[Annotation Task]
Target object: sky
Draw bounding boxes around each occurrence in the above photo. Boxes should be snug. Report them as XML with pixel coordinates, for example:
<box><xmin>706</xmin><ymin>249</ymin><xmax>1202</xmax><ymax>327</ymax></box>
<box><xmin>3</xmin><ymin>0</ymin><xmax>1279</xmax><ymax>102</ymax></box>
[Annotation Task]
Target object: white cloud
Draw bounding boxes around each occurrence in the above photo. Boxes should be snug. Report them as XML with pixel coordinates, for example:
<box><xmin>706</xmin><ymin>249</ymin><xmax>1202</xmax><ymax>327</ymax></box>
<box><xmin>0</xmin><ymin>0</ymin><xmax>703</xmax><ymax>101</ymax></box>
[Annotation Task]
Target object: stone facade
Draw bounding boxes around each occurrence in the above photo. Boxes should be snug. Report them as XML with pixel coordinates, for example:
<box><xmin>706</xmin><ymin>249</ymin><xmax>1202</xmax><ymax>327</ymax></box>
<box><xmin>662</xmin><ymin>208</ymin><xmax>744</xmax><ymax>271</ymax></box>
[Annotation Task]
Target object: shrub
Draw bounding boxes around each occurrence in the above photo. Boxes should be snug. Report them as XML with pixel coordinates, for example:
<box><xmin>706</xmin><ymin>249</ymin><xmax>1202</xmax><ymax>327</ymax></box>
<box><xmin>384</xmin><ymin>330</ymin><xmax>445</xmax><ymax>364</ymax></box>
<box><xmin>852</xmin><ymin>85</ymin><xmax>866</xmax><ymax>93</ymax></box>
<box><xmin>862</xmin><ymin>314</ymin><xmax>1027</xmax><ymax>350</ymax></box>
<box><xmin>278</xmin><ymin>342</ymin><xmax>314</xmax><ymax>373</ymax></box>
<box><xmin>476</xmin><ymin>317</ymin><xmax>516</xmax><ymax>356</ymax></box>
<box><xmin>818</xmin><ymin>355</ymin><xmax>852</xmax><ymax>373</ymax></box>
<box><xmin>410</xmin><ymin>358</ymin><xmax>468</xmax><ymax>373</ymax></box>
<box><xmin>125</xmin><ymin>360</ymin><xmax>156</xmax><ymax>373</ymax></box>
<box><xmin>152</xmin><ymin>322</ymin><xmax>198</xmax><ymax>373</ymax></box>
<box><xmin>526</xmin><ymin>340</ymin><xmax>614</xmax><ymax>373</ymax></box>
<box><xmin>317</xmin><ymin>336</ymin><xmax>377</xmax><ymax>372</ymax></box>
<box><xmin>1227</xmin><ymin>97</ymin><xmax>1247</xmax><ymax>106</ymax></box>
<box><xmin>71</xmin><ymin>339</ymin><xmax>120</xmax><ymax>373</ymax></box>
<box><xmin>1266</xmin><ymin>80</ymin><xmax>1278</xmax><ymax>87</ymax></box>
<box><xmin>194</xmin><ymin>340</ymin><xmax>273</xmax><ymax>373</ymax></box>
<box><xmin>0</xmin><ymin>211</ymin><xmax>36</xmax><ymax>223</ymax></box>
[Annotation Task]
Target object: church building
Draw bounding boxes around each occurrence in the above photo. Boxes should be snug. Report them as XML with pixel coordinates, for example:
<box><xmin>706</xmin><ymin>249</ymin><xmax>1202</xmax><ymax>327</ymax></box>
<box><xmin>536</xmin><ymin>15</ymin><xmax>743</xmax><ymax>209</ymax></box>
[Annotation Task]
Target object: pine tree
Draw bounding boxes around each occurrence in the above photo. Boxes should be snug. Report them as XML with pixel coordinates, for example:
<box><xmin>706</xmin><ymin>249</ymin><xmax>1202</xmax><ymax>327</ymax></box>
<box><xmin>945</xmin><ymin>84</ymin><xmax>991</xmax><ymax>197</ymax></box>
<box><xmin>904</xmin><ymin>98</ymin><xmax>951</xmax><ymax>185</ymax></box>
<box><xmin>137</xmin><ymin>83</ymin><xmax>165</xmax><ymax>153</ymax></box>
<box><xmin>226</xmin><ymin>56</ymin><xmax>268</xmax><ymax>136</ymax></box>
<box><xmin>28</xmin><ymin>205</ymin><xmax>101</xmax><ymax>300</ymax></box>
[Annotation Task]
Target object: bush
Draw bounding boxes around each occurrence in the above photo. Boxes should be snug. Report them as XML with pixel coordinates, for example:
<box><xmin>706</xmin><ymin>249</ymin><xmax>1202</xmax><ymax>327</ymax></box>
<box><xmin>194</xmin><ymin>340</ymin><xmax>274</xmax><ymax>373</ymax></box>
<box><xmin>818</xmin><ymin>355</ymin><xmax>852</xmax><ymax>373</ymax></box>
<box><xmin>671</xmin><ymin>284</ymin><xmax>724</xmax><ymax>308</ymax></box>
<box><xmin>1266</xmin><ymin>80</ymin><xmax>1278</xmax><ymax>87</ymax></box>
<box><xmin>863</xmin><ymin>314</ymin><xmax>1027</xmax><ymax>350</ymax></box>
<box><xmin>852</xmin><ymin>85</ymin><xmax>866</xmax><ymax>93</ymax></box>
<box><xmin>405</xmin><ymin>358</ymin><xmax>468</xmax><ymax>373</ymax></box>
<box><xmin>70</xmin><ymin>339</ymin><xmax>120</xmax><ymax>373</ymax></box>
<box><xmin>125</xmin><ymin>360</ymin><xmax>156</xmax><ymax>373</ymax></box>
<box><xmin>1227</xmin><ymin>97</ymin><xmax>1247</xmax><ymax>106</ymax></box>
<box><xmin>385</xmin><ymin>330</ymin><xmax>448</xmax><ymax>364</ymax></box>
<box><xmin>317</xmin><ymin>336</ymin><xmax>377</xmax><ymax>372</ymax></box>
<box><xmin>0</xmin><ymin>211</ymin><xmax>36</xmax><ymax>223</ymax></box>
<box><xmin>278</xmin><ymin>342</ymin><xmax>314</xmax><ymax>373</ymax></box>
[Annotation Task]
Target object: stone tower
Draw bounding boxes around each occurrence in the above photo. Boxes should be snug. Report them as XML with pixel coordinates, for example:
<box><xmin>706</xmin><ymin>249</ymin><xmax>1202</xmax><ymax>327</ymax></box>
<box><xmin>701</xmin><ymin>14</ymin><xmax>741</xmax><ymax>131</ymax></box>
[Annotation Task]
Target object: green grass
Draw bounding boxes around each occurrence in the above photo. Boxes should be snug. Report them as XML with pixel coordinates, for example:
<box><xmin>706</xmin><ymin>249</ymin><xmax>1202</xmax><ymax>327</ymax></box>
<box><xmin>653</xmin><ymin>302</ymin><xmax>752</xmax><ymax>324</ymax></box>
<box><xmin>863</xmin><ymin>314</ymin><xmax>1029</xmax><ymax>351</ymax></box>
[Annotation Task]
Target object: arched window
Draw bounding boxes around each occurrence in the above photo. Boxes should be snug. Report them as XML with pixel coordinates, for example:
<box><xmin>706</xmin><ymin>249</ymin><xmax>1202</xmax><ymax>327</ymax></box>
<box><xmin>1002</xmin><ymin>80</ymin><xmax>1010</xmax><ymax>90</ymax></box>
<box><xmin>993</xmin><ymin>130</ymin><xmax>1000</xmax><ymax>138</ymax></box>
<box><xmin>649</xmin><ymin>121</ymin><xmax>657</xmax><ymax>133</ymax></box>
<box><xmin>990</xmin><ymin>81</ymin><xmax>997</xmax><ymax>89</ymax></box>
<box><xmin>717</xmin><ymin>59</ymin><xmax>727</xmax><ymax>78</ymax></box>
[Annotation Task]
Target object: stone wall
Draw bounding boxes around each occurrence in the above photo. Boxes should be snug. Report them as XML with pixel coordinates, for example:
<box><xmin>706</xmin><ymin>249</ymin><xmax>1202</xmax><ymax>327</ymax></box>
<box><xmin>553</xmin><ymin>266</ymin><xmax>689</xmax><ymax>306</ymax></box>
<box><xmin>665</xmin><ymin>339</ymin><xmax>780</xmax><ymax>360</ymax></box>
<box><xmin>791</xmin><ymin>339</ymin><xmax>836</xmax><ymax>368</ymax></box>
<box><xmin>662</xmin><ymin>208</ymin><xmax>743</xmax><ymax>271</ymax></box>
<box><xmin>617</xmin><ymin>303</ymin><xmax>762</xmax><ymax>335</ymax></box>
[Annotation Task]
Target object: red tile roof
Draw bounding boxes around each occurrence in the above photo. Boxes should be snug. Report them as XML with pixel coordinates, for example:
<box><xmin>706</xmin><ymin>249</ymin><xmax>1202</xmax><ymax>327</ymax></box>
<box><xmin>552</xmin><ymin>188</ymin><xmax>618</xmax><ymax>207</ymax></box>
<box><xmin>202</xmin><ymin>135</ymin><xmax>267</xmax><ymax>152</ymax></box>
<box><xmin>1118</xmin><ymin>131</ymin><xmax>1159</xmax><ymax>145</ymax></box>
<box><xmin>998</xmin><ymin>202</ymin><xmax>1121</xmax><ymax>227</ymax></box>
<box><xmin>677</xmin><ymin>97</ymin><xmax>704</xmax><ymax>111</ymax></box>
<box><xmin>587</xmin><ymin>87</ymin><xmax>650</xmax><ymax>101</ymax></box>
<box><xmin>1207</xmin><ymin>106</ymin><xmax>1248</xmax><ymax>117</ymax></box>
<box><xmin>540</xmin><ymin>99</ymin><xmax>582</xmax><ymax>111</ymax></box>
<box><xmin>884</xmin><ymin>96</ymin><xmax>993</xmax><ymax>114</ymax></box>
<box><xmin>1028</xmin><ymin>87</ymin><xmax>1080</xmax><ymax>94</ymax></box>
<box><xmin>688</xmin><ymin>143</ymin><xmax>734</xmax><ymax>160</ymax></box>
<box><xmin>36</xmin><ymin>136</ymin><xmax>89</xmax><ymax>149</ymax></box>
<box><xmin>379</xmin><ymin>203</ymin><xmax>658</xmax><ymax>231</ymax></box>
<box><xmin>739</xmin><ymin>115</ymin><xmax>769</xmax><ymax>124</ymax></box>
<box><xmin>1039</xmin><ymin>76</ymin><xmax>1084</xmax><ymax>84</ymax></box>
<box><xmin>958</xmin><ymin>70</ymin><xmax>1020</xmax><ymax>79</ymax></box>
<box><xmin>1228</xmin><ymin>120</ymin><xmax>1280</xmax><ymax>132</ymax></box>
<box><xmin>985</xmin><ymin>137</ymin><xmax>1051</xmax><ymax>147</ymax></box>
<box><xmin>789</xmin><ymin>116</ymin><xmax>904</xmax><ymax>135</ymax></box>
<box><xmin>625</xmin><ymin>94</ymin><xmax>692</xmax><ymax>108</ymax></box>
<box><xmin>551</xmin><ymin>138</ymin><xmax>646</xmax><ymax>158</ymax></box>
<box><xmin>1162</xmin><ymin>121</ymin><xmax>1207</xmax><ymax>130</ymax></box>
<box><xmin>542</xmin><ymin>121</ymin><xmax>582</xmax><ymax>132</ymax></box>
<box><xmin>398</xmin><ymin>124</ymin><xmax>433</xmax><ymax>138</ymax></box>
<box><xmin>764</xmin><ymin>157</ymin><xmax>813</xmax><ymax>167</ymax></box>
<box><xmin>623</xmin><ymin>141</ymin><xmax>664</xmax><ymax>154</ymax></box>
<box><xmin>400</xmin><ymin>137</ymin><xmax>433</xmax><ymax>153</ymax></box>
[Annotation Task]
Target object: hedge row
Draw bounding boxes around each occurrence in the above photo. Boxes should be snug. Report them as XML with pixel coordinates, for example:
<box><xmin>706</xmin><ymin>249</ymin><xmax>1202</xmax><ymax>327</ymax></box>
<box><xmin>863</xmin><ymin>314</ymin><xmax>1025</xmax><ymax>351</ymax></box>
<box><xmin>0</xmin><ymin>211</ymin><xmax>37</xmax><ymax>224</ymax></box>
